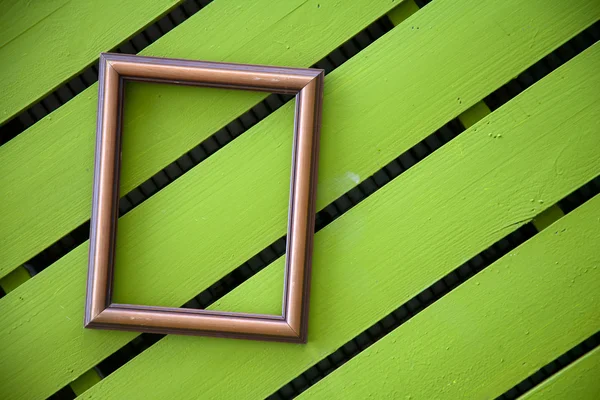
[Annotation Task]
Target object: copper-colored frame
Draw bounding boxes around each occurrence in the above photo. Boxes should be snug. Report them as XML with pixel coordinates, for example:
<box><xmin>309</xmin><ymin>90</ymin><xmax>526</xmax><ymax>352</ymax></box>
<box><xmin>85</xmin><ymin>53</ymin><xmax>324</xmax><ymax>343</ymax></box>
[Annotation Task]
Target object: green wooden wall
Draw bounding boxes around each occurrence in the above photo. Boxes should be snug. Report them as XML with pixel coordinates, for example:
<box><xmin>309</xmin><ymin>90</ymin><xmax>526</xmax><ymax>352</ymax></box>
<box><xmin>0</xmin><ymin>0</ymin><xmax>598</xmax><ymax>398</ymax></box>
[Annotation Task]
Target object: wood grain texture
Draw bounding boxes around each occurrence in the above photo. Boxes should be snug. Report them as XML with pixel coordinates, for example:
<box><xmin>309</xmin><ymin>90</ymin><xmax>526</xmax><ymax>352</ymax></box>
<box><xmin>67</xmin><ymin>45</ymin><xmax>600</xmax><ymax>398</ymax></box>
<box><xmin>299</xmin><ymin>195</ymin><xmax>600</xmax><ymax>400</ymax></box>
<box><xmin>0</xmin><ymin>0</ymin><xmax>181</xmax><ymax>125</ymax></box>
<box><xmin>0</xmin><ymin>0</ymin><xmax>404</xmax><ymax>279</ymax></box>
<box><xmin>520</xmin><ymin>348</ymin><xmax>600</xmax><ymax>400</ymax></box>
<box><xmin>0</xmin><ymin>3</ymin><xmax>599</xmax><ymax>399</ymax></box>
<box><xmin>1</xmin><ymin>0</ymin><xmax>598</xmax><ymax>279</ymax></box>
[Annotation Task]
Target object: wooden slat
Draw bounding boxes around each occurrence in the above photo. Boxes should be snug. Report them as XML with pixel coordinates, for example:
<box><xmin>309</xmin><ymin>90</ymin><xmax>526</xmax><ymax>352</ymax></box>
<box><xmin>1</xmin><ymin>0</ymin><xmax>598</xmax><ymax>279</ymax></box>
<box><xmin>1</xmin><ymin>2</ymin><xmax>598</xmax><ymax>398</ymax></box>
<box><xmin>0</xmin><ymin>0</ymin><xmax>404</xmax><ymax>279</ymax></box>
<box><xmin>78</xmin><ymin>44</ymin><xmax>599</xmax><ymax>398</ymax></box>
<box><xmin>455</xmin><ymin>97</ymin><xmax>568</xmax><ymax>235</ymax></box>
<box><xmin>0</xmin><ymin>0</ymin><xmax>181</xmax><ymax>125</ymax></box>
<box><xmin>300</xmin><ymin>195</ymin><xmax>600</xmax><ymax>399</ymax></box>
<box><xmin>520</xmin><ymin>348</ymin><xmax>600</xmax><ymax>400</ymax></box>
<box><xmin>0</xmin><ymin>267</ymin><xmax>102</xmax><ymax>397</ymax></box>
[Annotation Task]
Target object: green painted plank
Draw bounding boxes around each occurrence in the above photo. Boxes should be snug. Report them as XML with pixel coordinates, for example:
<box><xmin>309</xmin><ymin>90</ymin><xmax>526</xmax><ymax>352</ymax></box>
<box><xmin>0</xmin><ymin>2</ymin><xmax>598</xmax><ymax>398</ymax></box>
<box><xmin>454</xmin><ymin>63</ymin><xmax>562</xmax><ymax>233</ymax></box>
<box><xmin>72</xmin><ymin>45</ymin><xmax>599</xmax><ymax>398</ymax></box>
<box><xmin>1</xmin><ymin>0</ymin><xmax>597</xmax><ymax>279</ymax></box>
<box><xmin>0</xmin><ymin>0</ymin><xmax>181</xmax><ymax>125</ymax></box>
<box><xmin>0</xmin><ymin>0</ymin><xmax>404</xmax><ymax>280</ymax></box>
<box><xmin>520</xmin><ymin>348</ymin><xmax>600</xmax><ymax>400</ymax></box>
<box><xmin>300</xmin><ymin>196</ymin><xmax>600</xmax><ymax>400</ymax></box>
<box><xmin>390</xmin><ymin>0</ymin><xmax>495</xmax><ymax>138</ymax></box>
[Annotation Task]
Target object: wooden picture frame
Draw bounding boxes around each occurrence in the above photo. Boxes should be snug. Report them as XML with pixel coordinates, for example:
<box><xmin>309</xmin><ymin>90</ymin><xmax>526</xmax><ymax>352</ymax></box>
<box><xmin>85</xmin><ymin>53</ymin><xmax>324</xmax><ymax>343</ymax></box>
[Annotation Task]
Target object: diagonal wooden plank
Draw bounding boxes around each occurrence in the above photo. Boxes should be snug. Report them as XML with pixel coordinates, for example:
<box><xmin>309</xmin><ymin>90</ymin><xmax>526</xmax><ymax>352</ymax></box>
<box><xmin>22</xmin><ymin>42</ymin><xmax>600</xmax><ymax>399</ymax></box>
<box><xmin>299</xmin><ymin>195</ymin><xmax>600</xmax><ymax>399</ymax></box>
<box><xmin>520</xmin><ymin>347</ymin><xmax>600</xmax><ymax>400</ymax></box>
<box><xmin>453</xmin><ymin>83</ymin><xmax>569</xmax><ymax>236</ymax></box>
<box><xmin>1</xmin><ymin>0</ymin><xmax>598</xmax><ymax>278</ymax></box>
<box><xmin>0</xmin><ymin>0</ymin><xmax>182</xmax><ymax>125</ymax></box>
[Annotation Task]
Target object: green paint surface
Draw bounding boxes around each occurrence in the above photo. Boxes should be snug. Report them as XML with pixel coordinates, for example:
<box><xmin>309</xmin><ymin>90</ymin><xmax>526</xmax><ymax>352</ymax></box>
<box><xmin>0</xmin><ymin>0</ymin><xmax>180</xmax><ymax>125</ymax></box>
<box><xmin>1</xmin><ymin>0</ymin><xmax>598</xmax><ymax>279</ymax></box>
<box><xmin>300</xmin><ymin>195</ymin><xmax>600</xmax><ymax>399</ymax></box>
<box><xmin>2</xmin><ymin>43</ymin><xmax>593</xmax><ymax>399</ymax></box>
<box><xmin>520</xmin><ymin>348</ymin><xmax>600</xmax><ymax>400</ymax></box>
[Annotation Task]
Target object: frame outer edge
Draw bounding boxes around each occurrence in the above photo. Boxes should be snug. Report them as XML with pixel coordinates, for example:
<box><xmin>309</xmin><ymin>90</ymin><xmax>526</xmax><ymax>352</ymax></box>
<box><xmin>84</xmin><ymin>53</ymin><xmax>324</xmax><ymax>343</ymax></box>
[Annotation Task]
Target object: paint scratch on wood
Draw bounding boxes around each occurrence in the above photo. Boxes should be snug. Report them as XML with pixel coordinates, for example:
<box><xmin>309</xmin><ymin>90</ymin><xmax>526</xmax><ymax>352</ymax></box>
<box><xmin>346</xmin><ymin>172</ymin><xmax>360</xmax><ymax>184</ymax></box>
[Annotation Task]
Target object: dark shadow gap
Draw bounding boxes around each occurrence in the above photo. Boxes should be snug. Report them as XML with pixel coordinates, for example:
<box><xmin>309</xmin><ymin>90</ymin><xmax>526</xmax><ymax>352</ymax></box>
<box><xmin>496</xmin><ymin>332</ymin><xmax>599</xmax><ymax>400</ymax></box>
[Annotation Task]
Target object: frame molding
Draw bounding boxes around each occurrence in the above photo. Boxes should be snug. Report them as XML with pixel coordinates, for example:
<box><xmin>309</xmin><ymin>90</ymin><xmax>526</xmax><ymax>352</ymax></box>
<box><xmin>85</xmin><ymin>53</ymin><xmax>324</xmax><ymax>343</ymax></box>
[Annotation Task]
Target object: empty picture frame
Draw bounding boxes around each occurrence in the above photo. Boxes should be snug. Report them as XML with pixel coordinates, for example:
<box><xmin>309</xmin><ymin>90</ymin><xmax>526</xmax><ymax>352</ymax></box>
<box><xmin>85</xmin><ymin>53</ymin><xmax>324</xmax><ymax>343</ymax></box>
